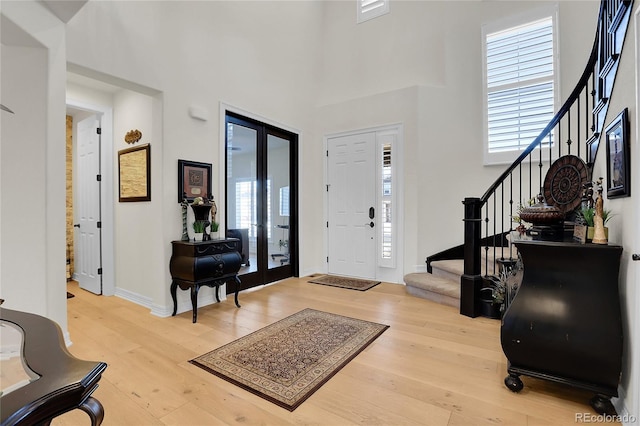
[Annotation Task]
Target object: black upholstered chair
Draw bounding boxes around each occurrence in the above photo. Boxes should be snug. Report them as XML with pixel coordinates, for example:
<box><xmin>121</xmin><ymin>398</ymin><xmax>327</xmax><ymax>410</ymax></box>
<box><xmin>226</xmin><ymin>228</ymin><xmax>250</xmax><ymax>266</ymax></box>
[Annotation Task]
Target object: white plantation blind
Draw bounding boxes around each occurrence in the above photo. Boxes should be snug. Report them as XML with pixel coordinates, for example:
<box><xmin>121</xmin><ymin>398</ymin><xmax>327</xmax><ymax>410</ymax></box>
<box><xmin>358</xmin><ymin>0</ymin><xmax>389</xmax><ymax>23</ymax></box>
<box><xmin>486</xmin><ymin>17</ymin><xmax>555</xmax><ymax>154</ymax></box>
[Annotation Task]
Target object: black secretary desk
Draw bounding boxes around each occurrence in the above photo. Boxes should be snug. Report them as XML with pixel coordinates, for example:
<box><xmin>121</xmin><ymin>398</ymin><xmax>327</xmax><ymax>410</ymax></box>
<box><xmin>501</xmin><ymin>240</ymin><xmax>623</xmax><ymax>415</ymax></box>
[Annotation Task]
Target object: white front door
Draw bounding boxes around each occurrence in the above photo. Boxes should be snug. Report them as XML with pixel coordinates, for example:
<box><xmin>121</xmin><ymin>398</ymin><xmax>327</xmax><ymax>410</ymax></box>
<box><xmin>76</xmin><ymin>115</ymin><xmax>102</xmax><ymax>294</ymax></box>
<box><xmin>327</xmin><ymin>132</ymin><xmax>377</xmax><ymax>279</ymax></box>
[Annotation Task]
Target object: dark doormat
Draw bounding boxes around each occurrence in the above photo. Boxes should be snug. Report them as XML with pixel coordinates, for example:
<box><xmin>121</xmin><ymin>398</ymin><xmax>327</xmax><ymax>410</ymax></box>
<box><xmin>308</xmin><ymin>274</ymin><xmax>381</xmax><ymax>291</ymax></box>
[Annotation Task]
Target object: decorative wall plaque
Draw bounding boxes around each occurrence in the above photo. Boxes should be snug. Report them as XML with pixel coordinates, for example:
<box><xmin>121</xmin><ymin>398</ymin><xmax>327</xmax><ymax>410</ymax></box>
<box><xmin>125</xmin><ymin>129</ymin><xmax>142</xmax><ymax>144</ymax></box>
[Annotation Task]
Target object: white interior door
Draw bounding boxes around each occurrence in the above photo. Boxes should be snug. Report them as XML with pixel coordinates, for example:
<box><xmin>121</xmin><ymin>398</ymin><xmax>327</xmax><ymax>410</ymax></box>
<box><xmin>327</xmin><ymin>132</ymin><xmax>377</xmax><ymax>279</ymax></box>
<box><xmin>76</xmin><ymin>115</ymin><xmax>102</xmax><ymax>294</ymax></box>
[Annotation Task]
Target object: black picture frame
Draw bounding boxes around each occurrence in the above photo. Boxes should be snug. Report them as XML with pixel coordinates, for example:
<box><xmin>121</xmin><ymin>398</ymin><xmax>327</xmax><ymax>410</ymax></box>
<box><xmin>118</xmin><ymin>144</ymin><xmax>151</xmax><ymax>202</ymax></box>
<box><xmin>604</xmin><ymin>108</ymin><xmax>630</xmax><ymax>198</ymax></box>
<box><xmin>178</xmin><ymin>159</ymin><xmax>212</xmax><ymax>203</ymax></box>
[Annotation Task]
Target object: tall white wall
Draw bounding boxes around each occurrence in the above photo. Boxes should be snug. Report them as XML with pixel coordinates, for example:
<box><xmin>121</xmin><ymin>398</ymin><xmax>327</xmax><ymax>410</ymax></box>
<box><xmin>65</xmin><ymin>0</ymin><xmax>324</xmax><ymax>310</ymax></box>
<box><xmin>316</xmin><ymin>1</ymin><xmax>600</xmax><ymax>271</ymax></box>
<box><xmin>0</xmin><ymin>2</ymin><xmax>68</xmax><ymax>332</ymax></box>
<box><xmin>590</xmin><ymin>4</ymin><xmax>639</xmax><ymax>421</ymax></box>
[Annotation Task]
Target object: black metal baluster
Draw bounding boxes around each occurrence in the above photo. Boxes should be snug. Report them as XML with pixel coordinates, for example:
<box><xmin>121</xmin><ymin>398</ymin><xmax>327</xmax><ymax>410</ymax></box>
<box><xmin>577</xmin><ymin>97</ymin><xmax>581</xmax><ymax>157</ymax></box>
<box><xmin>509</xmin><ymin>173</ymin><xmax>514</xmax><ymax>259</ymax></box>
<box><xmin>558</xmin><ymin>117</ymin><xmax>562</xmax><ymax>158</ymax></box>
<box><xmin>485</xmin><ymin>202</ymin><xmax>490</xmax><ymax>277</ymax></box>
<box><xmin>567</xmin><ymin>109</ymin><xmax>572</xmax><ymax>155</ymax></box>
<box><xmin>493</xmin><ymin>194</ymin><xmax>497</xmax><ymax>276</ymax></box>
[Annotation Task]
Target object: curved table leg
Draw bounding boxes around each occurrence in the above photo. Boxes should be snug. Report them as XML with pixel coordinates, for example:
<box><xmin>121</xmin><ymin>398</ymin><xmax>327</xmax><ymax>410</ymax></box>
<box><xmin>191</xmin><ymin>285</ymin><xmax>199</xmax><ymax>323</ymax></box>
<box><xmin>234</xmin><ymin>276</ymin><xmax>241</xmax><ymax>308</ymax></box>
<box><xmin>170</xmin><ymin>281</ymin><xmax>178</xmax><ymax>316</ymax></box>
<box><xmin>215</xmin><ymin>285</ymin><xmax>220</xmax><ymax>303</ymax></box>
<box><xmin>78</xmin><ymin>396</ymin><xmax>105</xmax><ymax>426</ymax></box>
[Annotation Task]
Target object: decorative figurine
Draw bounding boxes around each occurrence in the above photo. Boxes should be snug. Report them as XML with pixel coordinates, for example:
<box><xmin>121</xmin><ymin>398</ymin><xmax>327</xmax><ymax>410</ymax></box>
<box><xmin>209</xmin><ymin>194</ymin><xmax>217</xmax><ymax>224</ymax></box>
<box><xmin>180</xmin><ymin>194</ymin><xmax>189</xmax><ymax>241</ymax></box>
<box><xmin>581</xmin><ymin>181</ymin><xmax>594</xmax><ymax>210</ymax></box>
<box><xmin>592</xmin><ymin>177</ymin><xmax>608</xmax><ymax>245</ymax></box>
<box><xmin>208</xmin><ymin>194</ymin><xmax>219</xmax><ymax>239</ymax></box>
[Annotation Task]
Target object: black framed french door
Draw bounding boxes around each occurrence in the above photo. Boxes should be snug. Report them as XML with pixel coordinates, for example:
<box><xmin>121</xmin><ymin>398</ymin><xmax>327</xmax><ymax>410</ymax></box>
<box><xmin>225</xmin><ymin>111</ymin><xmax>298</xmax><ymax>291</ymax></box>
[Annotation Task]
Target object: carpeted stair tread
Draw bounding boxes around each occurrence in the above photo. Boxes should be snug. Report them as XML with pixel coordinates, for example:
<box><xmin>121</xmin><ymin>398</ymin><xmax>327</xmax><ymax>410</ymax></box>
<box><xmin>430</xmin><ymin>249</ymin><xmax>519</xmax><ymax>282</ymax></box>
<box><xmin>430</xmin><ymin>259</ymin><xmax>464</xmax><ymax>281</ymax></box>
<box><xmin>403</xmin><ymin>272</ymin><xmax>459</xmax><ymax>308</ymax></box>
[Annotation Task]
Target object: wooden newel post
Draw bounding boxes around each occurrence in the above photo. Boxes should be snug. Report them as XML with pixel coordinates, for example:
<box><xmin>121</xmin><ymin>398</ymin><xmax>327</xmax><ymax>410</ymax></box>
<box><xmin>461</xmin><ymin>197</ymin><xmax>483</xmax><ymax>317</ymax></box>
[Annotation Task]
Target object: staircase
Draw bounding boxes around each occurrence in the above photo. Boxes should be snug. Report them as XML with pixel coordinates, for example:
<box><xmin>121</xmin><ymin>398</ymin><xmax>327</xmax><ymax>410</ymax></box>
<box><xmin>406</xmin><ymin>0</ymin><xmax>634</xmax><ymax>315</ymax></box>
<box><xmin>405</xmin><ymin>263</ymin><xmax>461</xmax><ymax>309</ymax></box>
<box><xmin>406</xmin><ymin>239</ymin><xmax>515</xmax><ymax>309</ymax></box>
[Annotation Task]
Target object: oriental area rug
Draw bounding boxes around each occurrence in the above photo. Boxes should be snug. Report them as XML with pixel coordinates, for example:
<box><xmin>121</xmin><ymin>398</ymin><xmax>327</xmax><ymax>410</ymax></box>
<box><xmin>190</xmin><ymin>308</ymin><xmax>389</xmax><ymax>411</ymax></box>
<box><xmin>307</xmin><ymin>274</ymin><xmax>381</xmax><ymax>291</ymax></box>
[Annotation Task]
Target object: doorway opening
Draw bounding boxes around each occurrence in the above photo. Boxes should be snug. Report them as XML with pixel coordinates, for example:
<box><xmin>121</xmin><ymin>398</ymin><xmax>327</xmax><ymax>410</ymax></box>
<box><xmin>225</xmin><ymin>111</ymin><xmax>299</xmax><ymax>291</ymax></box>
<box><xmin>66</xmin><ymin>110</ymin><xmax>103</xmax><ymax>294</ymax></box>
<box><xmin>66</xmin><ymin>97</ymin><xmax>115</xmax><ymax>296</ymax></box>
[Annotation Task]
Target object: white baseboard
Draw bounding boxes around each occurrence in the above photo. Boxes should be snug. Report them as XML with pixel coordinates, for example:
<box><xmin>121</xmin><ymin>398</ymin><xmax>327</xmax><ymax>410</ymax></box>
<box><xmin>114</xmin><ymin>287</ymin><xmax>154</xmax><ymax>309</ymax></box>
<box><xmin>144</xmin><ymin>285</ymin><xmax>227</xmax><ymax>318</ymax></box>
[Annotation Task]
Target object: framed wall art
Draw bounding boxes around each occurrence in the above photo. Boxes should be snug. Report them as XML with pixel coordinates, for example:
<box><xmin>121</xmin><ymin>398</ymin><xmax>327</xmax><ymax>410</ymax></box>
<box><xmin>604</xmin><ymin>108</ymin><xmax>630</xmax><ymax>198</ymax></box>
<box><xmin>118</xmin><ymin>144</ymin><xmax>151</xmax><ymax>202</ymax></box>
<box><xmin>178</xmin><ymin>159</ymin><xmax>212</xmax><ymax>203</ymax></box>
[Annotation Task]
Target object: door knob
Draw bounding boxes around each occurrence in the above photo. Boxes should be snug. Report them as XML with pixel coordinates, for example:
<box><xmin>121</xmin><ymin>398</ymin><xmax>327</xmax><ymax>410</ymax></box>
<box><xmin>73</xmin><ymin>224</ymin><xmax>80</xmax><ymax>228</ymax></box>
<box><xmin>633</xmin><ymin>254</ymin><xmax>640</xmax><ymax>261</ymax></box>
<box><xmin>364</xmin><ymin>222</ymin><xmax>374</xmax><ymax>228</ymax></box>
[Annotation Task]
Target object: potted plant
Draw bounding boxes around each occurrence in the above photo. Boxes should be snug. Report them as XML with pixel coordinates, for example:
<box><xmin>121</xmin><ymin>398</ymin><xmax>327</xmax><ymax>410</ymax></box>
<box><xmin>578</xmin><ymin>207</ymin><xmax>612</xmax><ymax>241</ymax></box>
<box><xmin>192</xmin><ymin>221</ymin><xmax>205</xmax><ymax>241</ymax></box>
<box><xmin>209</xmin><ymin>221</ymin><xmax>219</xmax><ymax>239</ymax></box>
<box><xmin>480</xmin><ymin>276</ymin><xmax>505</xmax><ymax>319</ymax></box>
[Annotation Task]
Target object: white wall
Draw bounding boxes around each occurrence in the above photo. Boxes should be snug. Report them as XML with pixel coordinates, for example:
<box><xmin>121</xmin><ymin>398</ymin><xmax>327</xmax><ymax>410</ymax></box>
<box><xmin>65</xmin><ymin>0</ymin><xmax>324</xmax><ymax>310</ymax></box>
<box><xmin>316</xmin><ymin>1</ymin><xmax>599</xmax><ymax>272</ymax></box>
<box><xmin>592</xmin><ymin>3</ymin><xmax>640</xmax><ymax>422</ymax></box>
<box><xmin>0</xmin><ymin>2</ymin><xmax>68</xmax><ymax>332</ymax></box>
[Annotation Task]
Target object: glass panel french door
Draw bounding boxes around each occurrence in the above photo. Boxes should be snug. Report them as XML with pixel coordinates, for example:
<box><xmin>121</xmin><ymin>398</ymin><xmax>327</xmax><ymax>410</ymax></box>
<box><xmin>225</xmin><ymin>112</ymin><xmax>297</xmax><ymax>291</ymax></box>
<box><xmin>267</xmin><ymin>134</ymin><xmax>290</xmax><ymax>270</ymax></box>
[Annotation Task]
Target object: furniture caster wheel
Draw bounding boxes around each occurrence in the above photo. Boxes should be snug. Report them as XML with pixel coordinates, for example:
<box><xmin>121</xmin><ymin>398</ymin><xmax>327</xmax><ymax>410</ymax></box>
<box><xmin>590</xmin><ymin>394</ymin><xmax>616</xmax><ymax>415</ymax></box>
<box><xmin>504</xmin><ymin>374</ymin><xmax>523</xmax><ymax>392</ymax></box>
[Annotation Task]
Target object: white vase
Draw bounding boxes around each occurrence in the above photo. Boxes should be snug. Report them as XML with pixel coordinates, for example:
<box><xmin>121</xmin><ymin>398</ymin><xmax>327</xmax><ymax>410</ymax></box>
<box><xmin>194</xmin><ymin>232</ymin><xmax>204</xmax><ymax>242</ymax></box>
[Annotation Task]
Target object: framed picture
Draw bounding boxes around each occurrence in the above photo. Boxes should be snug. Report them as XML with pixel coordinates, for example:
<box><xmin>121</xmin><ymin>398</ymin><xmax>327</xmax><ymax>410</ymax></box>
<box><xmin>178</xmin><ymin>160</ymin><xmax>212</xmax><ymax>203</ymax></box>
<box><xmin>604</xmin><ymin>108</ymin><xmax>630</xmax><ymax>198</ymax></box>
<box><xmin>118</xmin><ymin>144</ymin><xmax>151</xmax><ymax>202</ymax></box>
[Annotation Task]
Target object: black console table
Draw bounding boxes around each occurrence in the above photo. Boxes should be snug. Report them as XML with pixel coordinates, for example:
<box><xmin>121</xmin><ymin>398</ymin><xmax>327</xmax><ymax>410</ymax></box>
<box><xmin>0</xmin><ymin>308</ymin><xmax>107</xmax><ymax>425</ymax></box>
<box><xmin>169</xmin><ymin>239</ymin><xmax>242</xmax><ymax>323</ymax></box>
<box><xmin>501</xmin><ymin>240</ymin><xmax>623</xmax><ymax>414</ymax></box>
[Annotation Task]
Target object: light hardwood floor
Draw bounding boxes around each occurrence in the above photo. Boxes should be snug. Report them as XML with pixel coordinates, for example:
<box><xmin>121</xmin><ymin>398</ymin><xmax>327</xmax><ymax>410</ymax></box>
<box><xmin>56</xmin><ymin>278</ymin><xmax>612</xmax><ymax>425</ymax></box>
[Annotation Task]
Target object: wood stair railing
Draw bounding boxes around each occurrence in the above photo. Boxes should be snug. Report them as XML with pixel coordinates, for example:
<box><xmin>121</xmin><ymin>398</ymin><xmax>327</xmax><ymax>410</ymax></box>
<box><xmin>430</xmin><ymin>0</ymin><xmax>634</xmax><ymax>317</ymax></box>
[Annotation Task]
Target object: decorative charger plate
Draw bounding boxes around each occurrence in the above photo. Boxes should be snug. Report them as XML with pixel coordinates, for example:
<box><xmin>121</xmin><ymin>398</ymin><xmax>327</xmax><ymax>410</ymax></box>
<box><xmin>543</xmin><ymin>155</ymin><xmax>589</xmax><ymax>214</ymax></box>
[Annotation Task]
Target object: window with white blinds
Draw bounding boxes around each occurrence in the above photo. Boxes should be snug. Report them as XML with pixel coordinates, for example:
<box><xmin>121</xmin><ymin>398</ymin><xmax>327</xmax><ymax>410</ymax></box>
<box><xmin>357</xmin><ymin>0</ymin><xmax>389</xmax><ymax>23</ymax></box>
<box><xmin>484</xmin><ymin>13</ymin><xmax>557</xmax><ymax>164</ymax></box>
